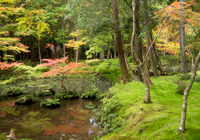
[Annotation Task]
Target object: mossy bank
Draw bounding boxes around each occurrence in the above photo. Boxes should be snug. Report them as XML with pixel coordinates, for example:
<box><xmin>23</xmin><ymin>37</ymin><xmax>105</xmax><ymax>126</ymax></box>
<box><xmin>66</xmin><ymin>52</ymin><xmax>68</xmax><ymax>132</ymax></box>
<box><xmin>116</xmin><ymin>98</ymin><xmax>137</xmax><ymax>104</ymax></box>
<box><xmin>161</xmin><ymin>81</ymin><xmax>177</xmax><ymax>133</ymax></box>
<box><xmin>99</xmin><ymin>73</ymin><xmax>200</xmax><ymax>140</ymax></box>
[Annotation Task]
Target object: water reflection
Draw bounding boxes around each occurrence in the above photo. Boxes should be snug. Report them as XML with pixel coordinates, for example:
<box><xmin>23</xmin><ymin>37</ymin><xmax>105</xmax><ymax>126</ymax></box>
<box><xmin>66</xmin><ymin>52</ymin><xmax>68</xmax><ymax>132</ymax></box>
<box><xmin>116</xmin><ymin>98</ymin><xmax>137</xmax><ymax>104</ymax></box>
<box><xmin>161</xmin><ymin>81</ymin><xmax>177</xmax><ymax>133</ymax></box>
<box><xmin>0</xmin><ymin>98</ymin><xmax>101</xmax><ymax>140</ymax></box>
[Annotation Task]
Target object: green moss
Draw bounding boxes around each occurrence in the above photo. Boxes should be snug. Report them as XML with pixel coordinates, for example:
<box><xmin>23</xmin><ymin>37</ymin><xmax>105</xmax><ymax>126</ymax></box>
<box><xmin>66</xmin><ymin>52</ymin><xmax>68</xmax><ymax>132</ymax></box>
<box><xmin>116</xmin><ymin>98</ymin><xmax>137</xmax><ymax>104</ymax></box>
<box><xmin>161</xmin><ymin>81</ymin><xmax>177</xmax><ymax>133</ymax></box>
<box><xmin>100</xmin><ymin>73</ymin><xmax>200</xmax><ymax>140</ymax></box>
<box><xmin>40</xmin><ymin>99</ymin><xmax>60</xmax><ymax>108</ymax></box>
<box><xmin>3</xmin><ymin>86</ymin><xmax>25</xmax><ymax>96</ymax></box>
<box><xmin>15</xmin><ymin>94</ymin><xmax>37</xmax><ymax>105</ymax></box>
<box><xmin>81</xmin><ymin>85</ymin><xmax>102</xmax><ymax>99</ymax></box>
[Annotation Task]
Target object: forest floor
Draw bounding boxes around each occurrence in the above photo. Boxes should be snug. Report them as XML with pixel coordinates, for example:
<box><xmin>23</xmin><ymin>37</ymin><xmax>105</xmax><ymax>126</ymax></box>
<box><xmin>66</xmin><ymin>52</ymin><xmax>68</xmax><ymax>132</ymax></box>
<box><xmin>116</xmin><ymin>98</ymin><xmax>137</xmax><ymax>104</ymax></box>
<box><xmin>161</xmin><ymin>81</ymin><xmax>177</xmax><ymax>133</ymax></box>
<box><xmin>100</xmin><ymin>71</ymin><xmax>200</xmax><ymax>140</ymax></box>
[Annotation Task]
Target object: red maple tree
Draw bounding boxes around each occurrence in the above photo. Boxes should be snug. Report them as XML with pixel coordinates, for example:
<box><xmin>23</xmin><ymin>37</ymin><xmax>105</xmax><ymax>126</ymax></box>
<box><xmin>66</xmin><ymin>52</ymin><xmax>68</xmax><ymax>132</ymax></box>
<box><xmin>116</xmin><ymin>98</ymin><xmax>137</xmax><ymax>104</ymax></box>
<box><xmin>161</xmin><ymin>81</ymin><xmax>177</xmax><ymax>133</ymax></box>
<box><xmin>39</xmin><ymin>57</ymin><xmax>85</xmax><ymax>77</ymax></box>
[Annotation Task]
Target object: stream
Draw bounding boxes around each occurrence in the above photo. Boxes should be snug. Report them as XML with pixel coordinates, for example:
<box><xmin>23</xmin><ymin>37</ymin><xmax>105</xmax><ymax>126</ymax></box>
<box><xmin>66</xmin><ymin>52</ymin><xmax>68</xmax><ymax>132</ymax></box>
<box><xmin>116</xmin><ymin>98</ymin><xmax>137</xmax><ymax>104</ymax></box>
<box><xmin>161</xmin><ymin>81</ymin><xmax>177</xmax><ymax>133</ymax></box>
<box><xmin>0</xmin><ymin>97</ymin><xmax>101</xmax><ymax>140</ymax></box>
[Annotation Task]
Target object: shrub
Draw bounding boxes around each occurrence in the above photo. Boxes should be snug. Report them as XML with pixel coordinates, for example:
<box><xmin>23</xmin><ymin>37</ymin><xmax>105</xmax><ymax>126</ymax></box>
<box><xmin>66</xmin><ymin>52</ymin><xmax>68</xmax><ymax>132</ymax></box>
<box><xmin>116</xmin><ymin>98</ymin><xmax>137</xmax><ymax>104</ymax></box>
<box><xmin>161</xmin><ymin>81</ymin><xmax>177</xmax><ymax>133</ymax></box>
<box><xmin>63</xmin><ymin>90</ymin><xmax>79</xmax><ymax>99</ymax></box>
<box><xmin>180</xmin><ymin>73</ymin><xmax>191</xmax><ymax>80</ymax></box>
<box><xmin>4</xmin><ymin>86</ymin><xmax>25</xmax><ymax>96</ymax></box>
<box><xmin>81</xmin><ymin>85</ymin><xmax>101</xmax><ymax>99</ymax></box>
<box><xmin>40</xmin><ymin>98</ymin><xmax>60</xmax><ymax>108</ymax></box>
<box><xmin>54</xmin><ymin>93</ymin><xmax>64</xmax><ymax>100</ymax></box>
<box><xmin>177</xmin><ymin>84</ymin><xmax>187</xmax><ymax>94</ymax></box>
<box><xmin>92</xmin><ymin>92</ymin><xmax>121</xmax><ymax>136</ymax></box>
<box><xmin>54</xmin><ymin>90</ymin><xmax>79</xmax><ymax>100</ymax></box>
<box><xmin>195</xmin><ymin>75</ymin><xmax>200</xmax><ymax>82</ymax></box>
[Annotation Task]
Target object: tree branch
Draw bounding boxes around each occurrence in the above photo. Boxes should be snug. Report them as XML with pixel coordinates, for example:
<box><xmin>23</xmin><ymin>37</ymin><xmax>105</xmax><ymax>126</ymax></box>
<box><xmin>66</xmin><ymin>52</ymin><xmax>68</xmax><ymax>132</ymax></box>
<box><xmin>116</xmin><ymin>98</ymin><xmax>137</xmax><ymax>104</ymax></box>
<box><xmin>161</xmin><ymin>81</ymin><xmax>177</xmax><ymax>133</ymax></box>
<box><xmin>124</xmin><ymin>52</ymin><xmax>139</xmax><ymax>81</ymax></box>
<box><xmin>123</xmin><ymin>0</ymin><xmax>132</xmax><ymax>10</ymax></box>
<box><xmin>140</xmin><ymin>6</ymin><xmax>172</xmax><ymax>66</ymax></box>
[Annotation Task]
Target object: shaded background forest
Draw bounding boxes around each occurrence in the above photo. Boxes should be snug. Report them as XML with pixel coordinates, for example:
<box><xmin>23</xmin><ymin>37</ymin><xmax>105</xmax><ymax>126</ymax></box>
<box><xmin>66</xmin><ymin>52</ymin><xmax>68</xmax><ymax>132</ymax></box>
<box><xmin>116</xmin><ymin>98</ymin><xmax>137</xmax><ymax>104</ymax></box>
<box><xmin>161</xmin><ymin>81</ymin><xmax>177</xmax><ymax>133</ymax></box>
<box><xmin>1</xmin><ymin>0</ymin><xmax>199</xmax><ymax>67</ymax></box>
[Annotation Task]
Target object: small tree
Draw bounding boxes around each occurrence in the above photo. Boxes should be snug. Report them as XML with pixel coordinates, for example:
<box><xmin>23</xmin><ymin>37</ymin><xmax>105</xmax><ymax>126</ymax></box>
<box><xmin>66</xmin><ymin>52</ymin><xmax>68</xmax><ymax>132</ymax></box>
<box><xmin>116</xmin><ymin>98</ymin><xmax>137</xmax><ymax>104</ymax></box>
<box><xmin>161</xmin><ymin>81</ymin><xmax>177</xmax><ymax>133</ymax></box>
<box><xmin>39</xmin><ymin>57</ymin><xmax>84</xmax><ymax>91</ymax></box>
<box><xmin>179</xmin><ymin>51</ymin><xmax>200</xmax><ymax>131</ymax></box>
<box><xmin>65</xmin><ymin>30</ymin><xmax>87</xmax><ymax>63</ymax></box>
<box><xmin>0</xmin><ymin>37</ymin><xmax>29</xmax><ymax>61</ymax></box>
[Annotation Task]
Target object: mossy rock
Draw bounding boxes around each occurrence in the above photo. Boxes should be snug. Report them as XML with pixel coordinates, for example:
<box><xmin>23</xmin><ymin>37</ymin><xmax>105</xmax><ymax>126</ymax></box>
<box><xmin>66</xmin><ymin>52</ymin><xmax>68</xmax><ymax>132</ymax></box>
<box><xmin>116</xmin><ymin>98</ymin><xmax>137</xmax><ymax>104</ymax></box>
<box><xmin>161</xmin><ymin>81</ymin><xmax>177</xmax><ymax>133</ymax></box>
<box><xmin>40</xmin><ymin>98</ymin><xmax>60</xmax><ymax>108</ymax></box>
<box><xmin>15</xmin><ymin>95</ymin><xmax>37</xmax><ymax>105</ymax></box>
<box><xmin>35</xmin><ymin>89</ymin><xmax>55</xmax><ymax>97</ymax></box>
<box><xmin>6</xmin><ymin>86</ymin><xmax>25</xmax><ymax>96</ymax></box>
<box><xmin>63</xmin><ymin>90</ymin><xmax>79</xmax><ymax>99</ymax></box>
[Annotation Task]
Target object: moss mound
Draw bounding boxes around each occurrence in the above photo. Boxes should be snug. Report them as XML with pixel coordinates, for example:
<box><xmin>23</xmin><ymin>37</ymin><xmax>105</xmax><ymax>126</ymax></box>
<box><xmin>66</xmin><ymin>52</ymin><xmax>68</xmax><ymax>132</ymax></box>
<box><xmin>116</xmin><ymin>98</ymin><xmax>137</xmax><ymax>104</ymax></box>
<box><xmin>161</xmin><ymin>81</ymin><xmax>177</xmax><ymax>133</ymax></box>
<box><xmin>15</xmin><ymin>94</ymin><xmax>37</xmax><ymax>105</ymax></box>
<box><xmin>99</xmin><ymin>74</ymin><xmax>200</xmax><ymax>140</ymax></box>
<box><xmin>40</xmin><ymin>99</ymin><xmax>60</xmax><ymax>108</ymax></box>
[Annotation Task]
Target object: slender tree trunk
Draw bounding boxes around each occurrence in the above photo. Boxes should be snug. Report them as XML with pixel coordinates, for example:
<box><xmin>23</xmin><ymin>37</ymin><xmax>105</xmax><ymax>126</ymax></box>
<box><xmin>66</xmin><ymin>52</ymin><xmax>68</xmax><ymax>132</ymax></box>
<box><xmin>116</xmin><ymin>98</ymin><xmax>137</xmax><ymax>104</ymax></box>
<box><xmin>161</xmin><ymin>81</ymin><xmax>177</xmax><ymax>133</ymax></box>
<box><xmin>140</xmin><ymin>0</ymin><xmax>158</xmax><ymax>77</ymax></box>
<box><xmin>38</xmin><ymin>39</ymin><xmax>41</xmax><ymax>64</ymax></box>
<box><xmin>113</xmin><ymin>0</ymin><xmax>130</xmax><ymax>84</ymax></box>
<box><xmin>62</xmin><ymin>17</ymin><xmax>66</xmax><ymax>58</ymax></box>
<box><xmin>113</xmin><ymin>48</ymin><xmax>117</xmax><ymax>59</ymax></box>
<box><xmin>75</xmin><ymin>36</ymin><xmax>79</xmax><ymax>63</ymax></box>
<box><xmin>131</xmin><ymin>0</ymin><xmax>143</xmax><ymax>82</ymax></box>
<box><xmin>150</xmin><ymin>31</ymin><xmax>165</xmax><ymax>75</ymax></box>
<box><xmin>75</xmin><ymin>49</ymin><xmax>79</xmax><ymax>63</ymax></box>
<box><xmin>132</xmin><ymin>0</ymin><xmax>151</xmax><ymax>103</ymax></box>
<box><xmin>112</xmin><ymin>34</ymin><xmax>117</xmax><ymax>59</ymax></box>
<box><xmin>142</xmin><ymin>46</ymin><xmax>153</xmax><ymax>85</ymax></box>
<box><xmin>179</xmin><ymin>52</ymin><xmax>200</xmax><ymax>131</ymax></box>
<box><xmin>107</xmin><ymin>47</ymin><xmax>110</xmax><ymax>60</ymax></box>
<box><xmin>180</xmin><ymin>0</ymin><xmax>188</xmax><ymax>73</ymax></box>
<box><xmin>100</xmin><ymin>46</ymin><xmax>104</xmax><ymax>61</ymax></box>
<box><xmin>124</xmin><ymin>53</ymin><xmax>139</xmax><ymax>81</ymax></box>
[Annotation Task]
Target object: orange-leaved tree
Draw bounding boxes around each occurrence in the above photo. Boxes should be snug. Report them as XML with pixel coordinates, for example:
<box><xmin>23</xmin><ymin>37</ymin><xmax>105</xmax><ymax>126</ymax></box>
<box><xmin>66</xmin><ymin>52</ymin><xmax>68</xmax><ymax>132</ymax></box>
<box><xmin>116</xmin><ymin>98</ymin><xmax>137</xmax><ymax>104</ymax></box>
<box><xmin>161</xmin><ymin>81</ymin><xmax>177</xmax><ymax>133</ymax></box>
<box><xmin>0</xmin><ymin>62</ymin><xmax>24</xmax><ymax>70</ymax></box>
<box><xmin>39</xmin><ymin>57</ymin><xmax>85</xmax><ymax>90</ymax></box>
<box><xmin>154</xmin><ymin>0</ymin><xmax>200</xmax><ymax>57</ymax></box>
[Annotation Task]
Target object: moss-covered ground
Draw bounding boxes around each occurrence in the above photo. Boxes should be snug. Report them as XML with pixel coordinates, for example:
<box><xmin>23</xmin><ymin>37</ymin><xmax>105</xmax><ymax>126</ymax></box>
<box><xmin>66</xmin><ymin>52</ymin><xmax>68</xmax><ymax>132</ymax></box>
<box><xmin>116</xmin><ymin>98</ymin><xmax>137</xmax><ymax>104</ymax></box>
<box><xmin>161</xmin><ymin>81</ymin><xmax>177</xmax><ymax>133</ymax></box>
<box><xmin>100</xmin><ymin>73</ymin><xmax>200</xmax><ymax>140</ymax></box>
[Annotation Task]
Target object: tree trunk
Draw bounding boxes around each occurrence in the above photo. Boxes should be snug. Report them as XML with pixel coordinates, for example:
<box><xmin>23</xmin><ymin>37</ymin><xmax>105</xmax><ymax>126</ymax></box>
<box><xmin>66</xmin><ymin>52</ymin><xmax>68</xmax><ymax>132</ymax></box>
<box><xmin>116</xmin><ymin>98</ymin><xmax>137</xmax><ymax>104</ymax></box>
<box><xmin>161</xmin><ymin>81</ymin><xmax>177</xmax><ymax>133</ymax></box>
<box><xmin>131</xmin><ymin>0</ymin><xmax>143</xmax><ymax>82</ymax></box>
<box><xmin>75</xmin><ymin>48</ymin><xmax>79</xmax><ymax>63</ymax></box>
<box><xmin>140</xmin><ymin>0</ymin><xmax>159</xmax><ymax>77</ymax></box>
<box><xmin>62</xmin><ymin>17</ymin><xmax>66</xmax><ymax>58</ymax></box>
<box><xmin>150</xmin><ymin>31</ymin><xmax>165</xmax><ymax>75</ymax></box>
<box><xmin>124</xmin><ymin>53</ymin><xmax>139</xmax><ymax>81</ymax></box>
<box><xmin>142</xmin><ymin>45</ymin><xmax>153</xmax><ymax>85</ymax></box>
<box><xmin>113</xmin><ymin>0</ymin><xmax>130</xmax><ymax>84</ymax></box>
<box><xmin>38</xmin><ymin>39</ymin><xmax>41</xmax><ymax>64</ymax></box>
<box><xmin>68</xmin><ymin>47</ymin><xmax>73</xmax><ymax>62</ymax></box>
<box><xmin>107</xmin><ymin>47</ymin><xmax>110</xmax><ymax>60</ymax></box>
<box><xmin>179</xmin><ymin>52</ymin><xmax>200</xmax><ymax>131</ymax></box>
<box><xmin>75</xmin><ymin>36</ymin><xmax>79</xmax><ymax>63</ymax></box>
<box><xmin>180</xmin><ymin>0</ymin><xmax>188</xmax><ymax>73</ymax></box>
<box><xmin>100</xmin><ymin>46</ymin><xmax>104</xmax><ymax>61</ymax></box>
<box><xmin>113</xmin><ymin>48</ymin><xmax>117</xmax><ymax>59</ymax></box>
<box><xmin>132</xmin><ymin>0</ymin><xmax>151</xmax><ymax>103</ymax></box>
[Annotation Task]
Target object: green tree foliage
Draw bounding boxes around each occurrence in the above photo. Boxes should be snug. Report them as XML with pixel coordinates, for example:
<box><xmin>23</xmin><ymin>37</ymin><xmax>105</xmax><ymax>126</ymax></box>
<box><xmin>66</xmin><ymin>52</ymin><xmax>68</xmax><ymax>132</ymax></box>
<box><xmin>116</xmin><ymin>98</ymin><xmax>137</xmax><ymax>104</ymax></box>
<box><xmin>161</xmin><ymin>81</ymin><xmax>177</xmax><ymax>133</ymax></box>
<box><xmin>0</xmin><ymin>0</ymin><xmax>29</xmax><ymax>61</ymax></box>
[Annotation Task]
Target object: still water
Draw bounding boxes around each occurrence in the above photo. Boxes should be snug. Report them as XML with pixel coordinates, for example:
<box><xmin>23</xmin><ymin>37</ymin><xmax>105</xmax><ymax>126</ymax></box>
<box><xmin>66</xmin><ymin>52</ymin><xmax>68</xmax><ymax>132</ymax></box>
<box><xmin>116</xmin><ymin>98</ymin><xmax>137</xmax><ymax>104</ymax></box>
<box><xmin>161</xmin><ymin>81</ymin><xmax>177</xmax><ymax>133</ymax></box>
<box><xmin>0</xmin><ymin>97</ymin><xmax>101</xmax><ymax>140</ymax></box>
